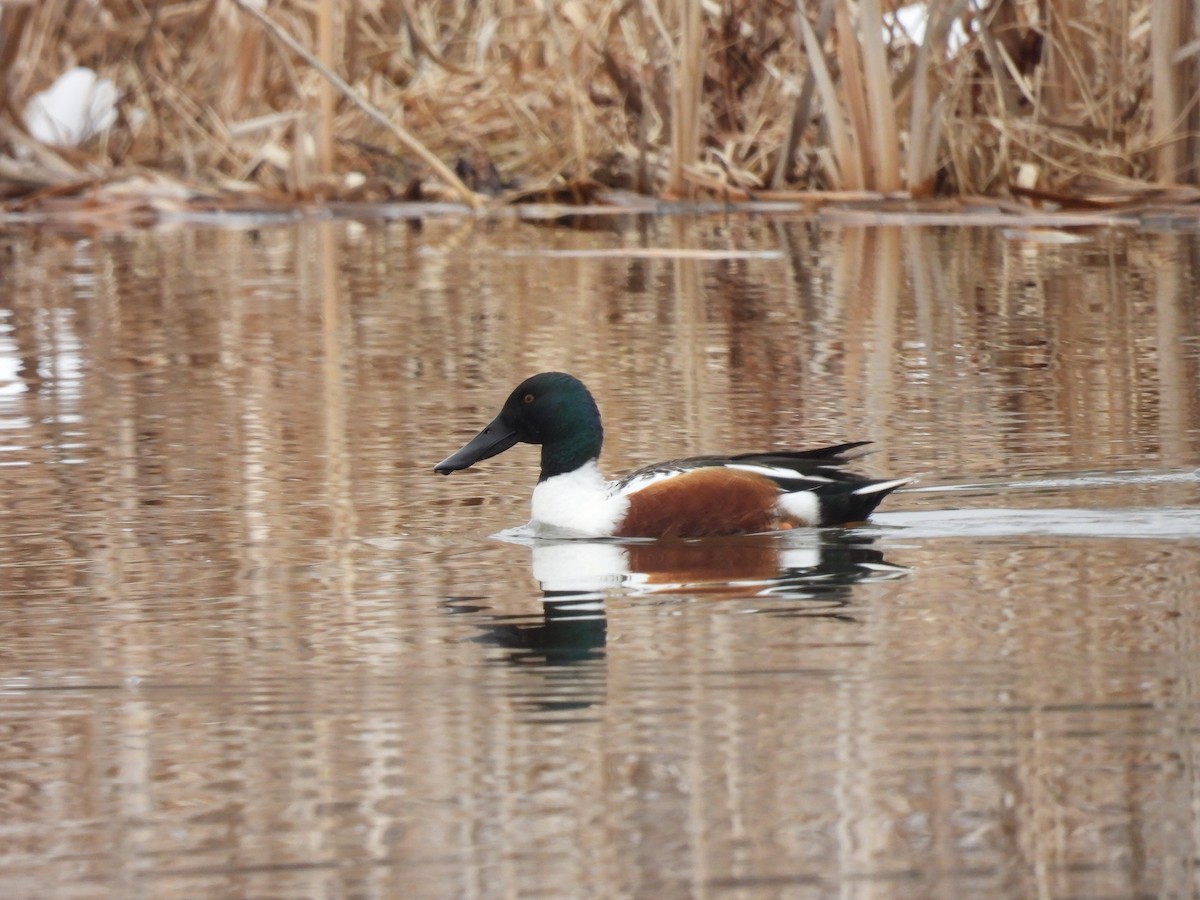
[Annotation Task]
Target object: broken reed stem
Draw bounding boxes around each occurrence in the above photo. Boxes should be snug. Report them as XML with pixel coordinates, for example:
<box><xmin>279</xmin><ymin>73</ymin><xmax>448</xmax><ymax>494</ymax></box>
<box><xmin>230</xmin><ymin>0</ymin><xmax>483</xmax><ymax>207</ymax></box>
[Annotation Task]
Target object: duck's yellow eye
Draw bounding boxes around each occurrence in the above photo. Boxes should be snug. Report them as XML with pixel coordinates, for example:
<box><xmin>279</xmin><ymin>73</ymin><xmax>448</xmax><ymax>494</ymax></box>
<box><xmin>523</xmin><ymin>393</ymin><xmax>535</xmax><ymax>404</ymax></box>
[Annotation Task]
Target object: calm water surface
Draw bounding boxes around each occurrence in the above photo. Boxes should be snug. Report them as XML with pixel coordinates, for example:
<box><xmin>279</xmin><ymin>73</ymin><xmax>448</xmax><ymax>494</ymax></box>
<box><xmin>1</xmin><ymin>216</ymin><xmax>1198</xmax><ymax>898</ymax></box>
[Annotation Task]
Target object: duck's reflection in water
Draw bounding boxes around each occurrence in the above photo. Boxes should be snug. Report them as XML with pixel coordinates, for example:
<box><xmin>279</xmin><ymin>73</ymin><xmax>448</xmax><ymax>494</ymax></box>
<box><xmin>443</xmin><ymin>530</ymin><xmax>906</xmax><ymax>714</ymax></box>
<box><xmin>527</xmin><ymin>530</ymin><xmax>906</xmax><ymax>610</ymax></box>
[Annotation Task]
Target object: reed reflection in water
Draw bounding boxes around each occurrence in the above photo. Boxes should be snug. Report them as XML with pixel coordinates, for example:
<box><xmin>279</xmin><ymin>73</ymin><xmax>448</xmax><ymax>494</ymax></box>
<box><xmin>0</xmin><ymin>217</ymin><xmax>1197</xmax><ymax>898</ymax></box>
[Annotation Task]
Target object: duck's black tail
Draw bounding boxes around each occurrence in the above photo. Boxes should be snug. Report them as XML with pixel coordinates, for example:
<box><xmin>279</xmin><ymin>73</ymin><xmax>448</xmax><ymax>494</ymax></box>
<box><xmin>814</xmin><ymin>477</ymin><xmax>914</xmax><ymax>526</ymax></box>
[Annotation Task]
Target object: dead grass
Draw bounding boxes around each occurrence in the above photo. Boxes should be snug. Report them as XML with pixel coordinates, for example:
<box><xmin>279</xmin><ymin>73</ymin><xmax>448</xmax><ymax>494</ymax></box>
<box><xmin>0</xmin><ymin>0</ymin><xmax>1195</xmax><ymax>210</ymax></box>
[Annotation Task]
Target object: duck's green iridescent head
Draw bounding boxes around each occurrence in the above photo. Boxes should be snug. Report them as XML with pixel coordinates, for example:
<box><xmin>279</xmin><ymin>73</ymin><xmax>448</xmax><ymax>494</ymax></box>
<box><xmin>434</xmin><ymin>372</ymin><xmax>604</xmax><ymax>480</ymax></box>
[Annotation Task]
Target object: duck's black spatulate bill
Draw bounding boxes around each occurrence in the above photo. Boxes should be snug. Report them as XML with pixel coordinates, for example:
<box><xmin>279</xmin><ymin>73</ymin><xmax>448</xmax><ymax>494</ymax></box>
<box><xmin>434</xmin><ymin>416</ymin><xmax>519</xmax><ymax>474</ymax></box>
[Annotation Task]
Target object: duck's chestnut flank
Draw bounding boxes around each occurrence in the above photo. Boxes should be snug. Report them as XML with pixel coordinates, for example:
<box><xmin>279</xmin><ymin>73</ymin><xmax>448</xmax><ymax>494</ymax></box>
<box><xmin>616</xmin><ymin>467</ymin><xmax>783</xmax><ymax>538</ymax></box>
<box><xmin>435</xmin><ymin>372</ymin><xmax>912</xmax><ymax>539</ymax></box>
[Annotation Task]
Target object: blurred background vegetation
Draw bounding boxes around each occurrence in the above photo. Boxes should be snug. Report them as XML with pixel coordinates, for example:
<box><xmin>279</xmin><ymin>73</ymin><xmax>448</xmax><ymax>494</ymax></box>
<box><xmin>0</xmin><ymin>0</ymin><xmax>1195</xmax><ymax>205</ymax></box>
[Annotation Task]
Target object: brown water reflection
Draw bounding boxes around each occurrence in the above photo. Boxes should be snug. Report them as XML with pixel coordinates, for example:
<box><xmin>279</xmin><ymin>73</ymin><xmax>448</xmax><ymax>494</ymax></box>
<box><xmin>1</xmin><ymin>218</ymin><xmax>1198</xmax><ymax>898</ymax></box>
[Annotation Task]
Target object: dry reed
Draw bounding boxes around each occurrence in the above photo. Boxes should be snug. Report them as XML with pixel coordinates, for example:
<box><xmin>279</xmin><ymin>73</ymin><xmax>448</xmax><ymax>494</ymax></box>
<box><xmin>0</xmin><ymin>0</ymin><xmax>1194</xmax><ymax>209</ymax></box>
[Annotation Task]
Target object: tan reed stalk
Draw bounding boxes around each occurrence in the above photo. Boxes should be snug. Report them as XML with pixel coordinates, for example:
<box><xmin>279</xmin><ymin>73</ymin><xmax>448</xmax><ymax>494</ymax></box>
<box><xmin>317</xmin><ymin>0</ymin><xmax>335</xmax><ymax>174</ymax></box>
<box><xmin>1041</xmin><ymin>0</ymin><xmax>1085</xmax><ymax>118</ymax></box>
<box><xmin>632</xmin><ymin>0</ymin><xmax>654</xmax><ymax>194</ymax></box>
<box><xmin>796</xmin><ymin>10</ymin><xmax>861</xmax><ymax>189</ymax></box>
<box><xmin>669</xmin><ymin>0</ymin><xmax>703</xmax><ymax>196</ymax></box>
<box><xmin>227</xmin><ymin>9</ymin><xmax>265</xmax><ymax>115</ymax></box>
<box><xmin>1151</xmin><ymin>0</ymin><xmax>1184</xmax><ymax>182</ymax></box>
<box><xmin>834</xmin><ymin>0</ymin><xmax>872</xmax><ymax>188</ymax></box>
<box><xmin>858</xmin><ymin>0</ymin><xmax>900</xmax><ymax>191</ymax></box>
<box><xmin>0</xmin><ymin>2</ymin><xmax>33</xmax><ymax>94</ymax></box>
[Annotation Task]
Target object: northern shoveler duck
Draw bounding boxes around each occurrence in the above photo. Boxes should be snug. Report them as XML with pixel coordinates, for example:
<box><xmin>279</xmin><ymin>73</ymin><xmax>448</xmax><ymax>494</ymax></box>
<box><xmin>434</xmin><ymin>372</ymin><xmax>912</xmax><ymax>539</ymax></box>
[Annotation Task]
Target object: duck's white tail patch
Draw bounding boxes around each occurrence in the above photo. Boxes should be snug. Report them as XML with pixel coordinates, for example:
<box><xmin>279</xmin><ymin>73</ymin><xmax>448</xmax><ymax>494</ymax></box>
<box><xmin>852</xmin><ymin>477</ymin><xmax>916</xmax><ymax>496</ymax></box>
<box><xmin>778</xmin><ymin>490</ymin><xmax>821</xmax><ymax>526</ymax></box>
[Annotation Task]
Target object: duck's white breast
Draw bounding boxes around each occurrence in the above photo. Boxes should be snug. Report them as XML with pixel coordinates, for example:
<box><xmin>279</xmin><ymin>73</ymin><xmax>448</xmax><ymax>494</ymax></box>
<box><xmin>530</xmin><ymin>461</ymin><xmax>629</xmax><ymax>538</ymax></box>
